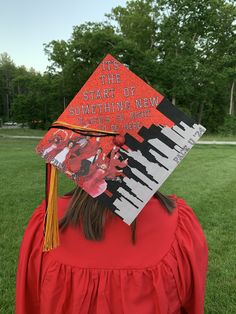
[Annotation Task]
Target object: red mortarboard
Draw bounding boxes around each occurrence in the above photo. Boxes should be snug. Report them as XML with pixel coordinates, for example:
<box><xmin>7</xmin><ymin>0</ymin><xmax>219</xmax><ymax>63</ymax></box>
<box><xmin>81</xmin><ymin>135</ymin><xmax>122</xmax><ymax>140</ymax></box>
<box><xmin>36</xmin><ymin>54</ymin><xmax>206</xmax><ymax>250</ymax></box>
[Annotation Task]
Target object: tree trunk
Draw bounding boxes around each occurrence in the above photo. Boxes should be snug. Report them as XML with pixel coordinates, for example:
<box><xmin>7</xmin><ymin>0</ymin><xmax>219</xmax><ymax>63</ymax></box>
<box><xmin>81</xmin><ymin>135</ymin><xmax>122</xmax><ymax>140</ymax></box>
<box><xmin>63</xmin><ymin>96</ymin><xmax>66</xmax><ymax>110</ymax></box>
<box><xmin>172</xmin><ymin>94</ymin><xmax>176</xmax><ymax>105</ymax></box>
<box><xmin>17</xmin><ymin>81</ymin><xmax>21</xmax><ymax>94</ymax></box>
<box><xmin>198</xmin><ymin>103</ymin><xmax>204</xmax><ymax>124</ymax></box>
<box><xmin>5</xmin><ymin>93</ymin><xmax>9</xmax><ymax>120</ymax></box>
<box><xmin>229</xmin><ymin>80</ymin><xmax>235</xmax><ymax>115</ymax></box>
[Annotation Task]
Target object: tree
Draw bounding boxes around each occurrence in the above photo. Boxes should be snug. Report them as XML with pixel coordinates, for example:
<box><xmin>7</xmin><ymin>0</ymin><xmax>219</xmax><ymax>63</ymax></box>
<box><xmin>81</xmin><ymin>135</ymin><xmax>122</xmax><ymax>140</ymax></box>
<box><xmin>109</xmin><ymin>0</ymin><xmax>236</xmax><ymax>131</ymax></box>
<box><xmin>0</xmin><ymin>53</ymin><xmax>16</xmax><ymax>121</ymax></box>
<box><xmin>44</xmin><ymin>23</ymin><xmax>123</xmax><ymax>101</ymax></box>
<box><xmin>12</xmin><ymin>71</ymin><xmax>61</xmax><ymax>128</ymax></box>
<box><xmin>6</xmin><ymin>0</ymin><xmax>233</xmax><ymax>133</ymax></box>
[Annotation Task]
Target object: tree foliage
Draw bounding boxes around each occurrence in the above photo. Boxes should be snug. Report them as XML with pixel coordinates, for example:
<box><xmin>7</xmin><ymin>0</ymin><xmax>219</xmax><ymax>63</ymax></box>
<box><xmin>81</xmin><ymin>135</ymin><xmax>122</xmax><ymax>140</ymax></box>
<box><xmin>0</xmin><ymin>0</ymin><xmax>235</xmax><ymax>132</ymax></box>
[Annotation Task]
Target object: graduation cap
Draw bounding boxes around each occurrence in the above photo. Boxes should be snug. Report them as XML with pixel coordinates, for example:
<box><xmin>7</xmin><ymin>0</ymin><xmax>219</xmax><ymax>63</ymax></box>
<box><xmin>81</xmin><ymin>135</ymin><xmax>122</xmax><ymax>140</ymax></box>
<box><xmin>36</xmin><ymin>54</ymin><xmax>206</xmax><ymax>251</ymax></box>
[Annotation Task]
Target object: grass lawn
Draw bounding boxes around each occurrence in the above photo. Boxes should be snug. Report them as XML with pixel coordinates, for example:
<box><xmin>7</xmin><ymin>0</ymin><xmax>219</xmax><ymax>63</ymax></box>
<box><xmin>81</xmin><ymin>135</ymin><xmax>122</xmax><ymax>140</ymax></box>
<box><xmin>201</xmin><ymin>133</ymin><xmax>236</xmax><ymax>141</ymax></box>
<box><xmin>1</xmin><ymin>127</ymin><xmax>236</xmax><ymax>142</ymax></box>
<box><xmin>0</xmin><ymin>137</ymin><xmax>236</xmax><ymax>313</ymax></box>
<box><xmin>0</xmin><ymin>128</ymin><xmax>46</xmax><ymax>137</ymax></box>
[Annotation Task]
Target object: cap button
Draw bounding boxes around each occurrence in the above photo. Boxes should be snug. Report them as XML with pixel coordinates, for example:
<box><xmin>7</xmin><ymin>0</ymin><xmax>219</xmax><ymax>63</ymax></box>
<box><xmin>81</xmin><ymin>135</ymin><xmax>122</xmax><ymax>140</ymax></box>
<box><xmin>113</xmin><ymin>134</ymin><xmax>126</xmax><ymax>147</ymax></box>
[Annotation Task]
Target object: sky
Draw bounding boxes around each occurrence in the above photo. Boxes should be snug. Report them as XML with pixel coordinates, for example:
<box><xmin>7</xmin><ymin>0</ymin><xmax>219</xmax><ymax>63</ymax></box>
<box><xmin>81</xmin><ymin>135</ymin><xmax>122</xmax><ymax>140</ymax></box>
<box><xmin>0</xmin><ymin>0</ymin><xmax>127</xmax><ymax>73</ymax></box>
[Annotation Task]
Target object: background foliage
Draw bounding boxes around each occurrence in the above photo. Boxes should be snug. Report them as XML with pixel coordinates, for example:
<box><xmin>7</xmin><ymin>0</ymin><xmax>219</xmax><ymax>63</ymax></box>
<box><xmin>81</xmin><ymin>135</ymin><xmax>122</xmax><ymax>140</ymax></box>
<box><xmin>0</xmin><ymin>0</ymin><xmax>235</xmax><ymax>132</ymax></box>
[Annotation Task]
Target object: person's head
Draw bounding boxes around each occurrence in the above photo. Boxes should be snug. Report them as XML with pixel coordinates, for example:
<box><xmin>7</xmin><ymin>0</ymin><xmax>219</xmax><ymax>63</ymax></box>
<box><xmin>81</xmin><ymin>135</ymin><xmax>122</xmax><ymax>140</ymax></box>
<box><xmin>100</xmin><ymin>163</ymin><xmax>108</xmax><ymax>170</ymax></box>
<box><xmin>67</xmin><ymin>140</ymin><xmax>75</xmax><ymax>148</ymax></box>
<box><xmin>54</xmin><ymin>137</ymin><xmax>61</xmax><ymax>144</ymax></box>
<box><xmin>96</xmin><ymin>147</ymin><xmax>102</xmax><ymax>155</ymax></box>
<box><xmin>60</xmin><ymin>187</ymin><xmax>176</xmax><ymax>244</ymax></box>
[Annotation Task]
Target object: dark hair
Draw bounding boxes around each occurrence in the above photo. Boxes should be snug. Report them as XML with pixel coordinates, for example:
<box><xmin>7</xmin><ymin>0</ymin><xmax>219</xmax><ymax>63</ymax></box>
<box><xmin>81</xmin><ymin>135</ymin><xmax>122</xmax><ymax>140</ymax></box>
<box><xmin>54</xmin><ymin>136</ymin><xmax>61</xmax><ymax>143</ymax></box>
<box><xmin>60</xmin><ymin>187</ymin><xmax>176</xmax><ymax>244</ymax></box>
<box><xmin>67</xmin><ymin>140</ymin><xmax>75</xmax><ymax>147</ymax></box>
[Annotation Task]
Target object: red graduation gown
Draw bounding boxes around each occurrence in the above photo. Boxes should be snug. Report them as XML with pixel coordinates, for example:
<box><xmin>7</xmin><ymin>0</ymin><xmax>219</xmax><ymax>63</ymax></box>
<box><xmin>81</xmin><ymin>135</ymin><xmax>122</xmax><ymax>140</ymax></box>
<box><xmin>16</xmin><ymin>196</ymin><xmax>208</xmax><ymax>314</ymax></box>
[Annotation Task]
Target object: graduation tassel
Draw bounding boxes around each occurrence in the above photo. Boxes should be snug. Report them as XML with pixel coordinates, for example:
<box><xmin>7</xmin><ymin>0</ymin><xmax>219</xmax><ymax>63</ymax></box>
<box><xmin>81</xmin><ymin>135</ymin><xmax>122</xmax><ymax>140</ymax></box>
<box><xmin>43</xmin><ymin>163</ymin><xmax>59</xmax><ymax>251</ymax></box>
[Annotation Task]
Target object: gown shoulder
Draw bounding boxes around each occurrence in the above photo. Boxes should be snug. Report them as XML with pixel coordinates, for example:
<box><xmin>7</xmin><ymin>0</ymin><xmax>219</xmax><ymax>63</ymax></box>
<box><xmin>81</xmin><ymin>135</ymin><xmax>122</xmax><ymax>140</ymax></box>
<box><xmin>16</xmin><ymin>196</ymin><xmax>208</xmax><ymax>314</ymax></box>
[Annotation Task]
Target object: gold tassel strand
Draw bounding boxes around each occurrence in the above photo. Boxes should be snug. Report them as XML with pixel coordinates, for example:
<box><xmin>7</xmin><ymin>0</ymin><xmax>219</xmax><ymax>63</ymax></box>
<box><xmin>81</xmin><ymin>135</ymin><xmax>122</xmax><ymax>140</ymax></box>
<box><xmin>43</xmin><ymin>165</ymin><xmax>59</xmax><ymax>251</ymax></box>
<box><xmin>53</xmin><ymin>120</ymin><xmax>118</xmax><ymax>135</ymax></box>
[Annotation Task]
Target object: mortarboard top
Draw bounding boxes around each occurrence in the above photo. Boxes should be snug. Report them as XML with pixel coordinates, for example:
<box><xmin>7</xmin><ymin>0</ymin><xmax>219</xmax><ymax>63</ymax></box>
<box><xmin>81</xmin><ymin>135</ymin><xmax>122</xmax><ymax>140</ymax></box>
<box><xmin>36</xmin><ymin>54</ymin><xmax>206</xmax><ymax>251</ymax></box>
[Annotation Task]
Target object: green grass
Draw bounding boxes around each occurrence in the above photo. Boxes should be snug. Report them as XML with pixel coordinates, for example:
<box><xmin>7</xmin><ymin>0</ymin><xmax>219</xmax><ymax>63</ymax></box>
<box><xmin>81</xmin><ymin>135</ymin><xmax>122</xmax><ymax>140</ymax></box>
<box><xmin>201</xmin><ymin>133</ymin><xmax>236</xmax><ymax>141</ymax></box>
<box><xmin>1</xmin><ymin>127</ymin><xmax>236</xmax><ymax>142</ymax></box>
<box><xmin>0</xmin><ymin>128</ymin><xmax>46</xmax><ymax>137</ymax></box>
<box><xmin>1</xmin><ymin>127</ymin><xmax>236</xmax><ymax>141</ymax></box>
<box><xmin>0</xmin><ymin>138</ymin><xmax>236</xmax><ymax>313</ymax></box>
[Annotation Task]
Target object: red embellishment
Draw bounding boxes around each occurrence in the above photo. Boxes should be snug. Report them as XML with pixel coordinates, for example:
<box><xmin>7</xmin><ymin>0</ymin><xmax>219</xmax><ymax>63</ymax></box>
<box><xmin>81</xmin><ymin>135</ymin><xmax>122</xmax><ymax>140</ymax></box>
<box><xmin>113</xmin><ymin>135</ymin><xmax>125</xmax><ymax>147</ymax></box>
